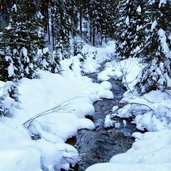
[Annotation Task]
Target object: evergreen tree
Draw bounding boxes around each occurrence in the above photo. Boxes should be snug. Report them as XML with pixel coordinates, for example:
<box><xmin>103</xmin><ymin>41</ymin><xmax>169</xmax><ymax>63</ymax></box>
<box><xmin>114</xmin><ymin>0</ymin><xmax>145</xmax><ymax>59</ymax></box>
<box><xmin>114</xmin><ymin>0</ymin><xmax>171</xmax><ymax>93</ymax></box>
<box><xmin>0</xmin><ymin>0</ymin><xmax>57</xmax><ymax>80</ymax></box>
<box><xmin>135</xmin><ymin>0</ymin><xmax>171</xmax><ymax>93</ymax></box>
<box><xmin>0</xmin><ymin>81</ymin><xmax>19</xmax><ymax>117</ymax></box>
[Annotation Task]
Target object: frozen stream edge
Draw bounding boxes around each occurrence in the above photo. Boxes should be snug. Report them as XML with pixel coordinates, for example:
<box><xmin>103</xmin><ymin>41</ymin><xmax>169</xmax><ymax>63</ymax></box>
<box><xmin>67</xmin><ymin>71</ymin><xmax>137</xmax><ymax>171</ymax></box>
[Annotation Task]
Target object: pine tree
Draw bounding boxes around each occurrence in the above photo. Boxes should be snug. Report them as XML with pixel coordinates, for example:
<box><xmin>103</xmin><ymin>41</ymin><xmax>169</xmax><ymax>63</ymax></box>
<box><xmin>0</xmin><ymin>81</ymin><xmax>19</xmax><ymax>117</ymax></box>
<box><xmin>135</xmin><ymin>0</ymin><xmax>171</xmax><ymax>93</ymax></box>
<box><xmin>114</xmin><ymin>0</ymin><xmax>146</xmax><ymax>59</ymax></box>
<box><xmin>0</xmin><ymin>0</ymin><xmax>57</xmax><ymax>80</ymax></box>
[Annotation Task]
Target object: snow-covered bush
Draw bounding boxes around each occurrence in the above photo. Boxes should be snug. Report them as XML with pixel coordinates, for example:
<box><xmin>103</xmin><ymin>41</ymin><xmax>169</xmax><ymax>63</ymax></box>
<box><xmin>112</xmin><ymin>88</ymin><xmax>171</xmax><ymax>131</ymax></box>
<box><xmin>0</xmin><ymin>81</ymin><xmax>19</xmax><ymax>117</ymax></box>
<box><xmin>136</xmin><ymin>58</ymin><xmax>171</xmax><ymax>94</ymax></box>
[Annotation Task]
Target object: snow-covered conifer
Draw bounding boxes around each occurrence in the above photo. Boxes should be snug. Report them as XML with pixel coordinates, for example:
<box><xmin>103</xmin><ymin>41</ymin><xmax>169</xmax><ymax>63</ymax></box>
<box><xmin>135</xmin><ymin>0</ymin><xmax>171</xmax><ymax>93</ymax></box>
<box><xmin>0</xmin><ymin>0</ymin><xmax>59</xmax><ymax>80</ymax></box>
<box><xmin>114</xmin><ymin>0</ymin><xmax>145</xmax><ymax>59</ymax></box>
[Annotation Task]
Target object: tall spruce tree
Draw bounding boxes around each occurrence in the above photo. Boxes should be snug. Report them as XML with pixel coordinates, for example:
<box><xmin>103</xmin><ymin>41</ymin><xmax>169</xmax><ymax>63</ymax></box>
<box><xmin>136</xmin><ymin>0</ymin><xmax>171</xmax><ymax>93</ymax></box>
<box><xmin>114</xmin><ymin>0</ymin><xmax>146</xmax><ymax>59</ymax></box>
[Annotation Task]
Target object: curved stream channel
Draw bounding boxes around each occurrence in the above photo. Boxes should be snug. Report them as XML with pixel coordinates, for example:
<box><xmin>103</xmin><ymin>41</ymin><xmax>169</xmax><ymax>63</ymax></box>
<box><xmin>66</xmin><ymin>71</ymin><xmax>137</xmax><ymax>171</ymax></box>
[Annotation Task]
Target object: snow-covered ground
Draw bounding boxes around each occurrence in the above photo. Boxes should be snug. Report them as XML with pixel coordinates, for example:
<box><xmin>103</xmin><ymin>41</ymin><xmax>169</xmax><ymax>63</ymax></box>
<box><xmin>87</xmin><ymin>129</ymin><xmax>171</xmax><ymax>171</ymax></box>
<box><xmin>1</xmin><ymin>41</ymin><xmax>171</xmax><ymax>171</ymax></box>
<box><xmin>86</xmin><ymin>56</ymin><xmax>171</xmax><ymax>171</ymax></box>
<box><xmin>0</xmin><ymin>41</ymin><xmax>115</xmax><ymax>171</ymax></box>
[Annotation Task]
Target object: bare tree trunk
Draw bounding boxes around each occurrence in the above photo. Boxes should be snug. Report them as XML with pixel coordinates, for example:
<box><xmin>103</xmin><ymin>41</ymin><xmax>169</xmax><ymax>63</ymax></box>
<box><xmin>51</xmin><ymin>16</ymin><xmax>55</xmax><ymax>50</ymax></box>
<box><xmin>79</xmin><ymin>0</ymin><xmax>82</xmax><ymax>38</ymax></box>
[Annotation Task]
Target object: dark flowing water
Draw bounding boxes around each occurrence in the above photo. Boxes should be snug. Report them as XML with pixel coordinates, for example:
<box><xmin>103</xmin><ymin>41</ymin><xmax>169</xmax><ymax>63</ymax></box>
<box><xmin>67</xmin><ymin>72</ymin><xmax>137</xmax><ymax>171</ymax></box>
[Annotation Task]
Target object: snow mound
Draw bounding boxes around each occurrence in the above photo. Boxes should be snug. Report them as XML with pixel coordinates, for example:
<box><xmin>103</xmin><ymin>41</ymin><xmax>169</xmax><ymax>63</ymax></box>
<box><xmin>87</xmin><ymin>130</ymin><xmax>171</xmax><ymax>171</ymax></box>
<box><xmin>98</xmin><ymin>89</ymin><xmax>114</xmax><ymax>99</ymax></box>
<box><xmin>0</xmin><ymin>150</ymin><xmax>41</xmax><ymax>171</ymax></box>
<box><xmin>86</xmin><ymin>163</ymin><xmax>171</xmax><ymax>171</ymax></box>
<box><xmin>98</xmin><ymin>58</ymin><xmax>145</xmax><ymax>90</ymax></box>
<box><xmin>113</xmin><ymin>90</ymin><xmax>171</xmax><ymax>131</ymax></box>
<box><xmin>100</xmin><ymin>81</ymin><xmax>112</xmax><ymax>90</ymax></box>
<box><xmin>0</xmin><ymin>59</ymin><xmax>113</xmax><ymax>170</ymax></box>
<box><xmin>110</xmin><ymin>130</ymin><xmax>171</xmax><ymax>164</ymax></box>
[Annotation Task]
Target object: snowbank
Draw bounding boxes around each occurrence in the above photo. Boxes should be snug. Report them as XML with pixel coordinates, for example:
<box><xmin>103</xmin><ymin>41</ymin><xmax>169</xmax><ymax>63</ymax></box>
<box><xmin>86</xmin><ymin>130</ymin><xmax>171</xmax><ymax>171</ymax></box>
<box><xmin>0</xmin><ymin>149</ymin><xmax>41</xmax><ymax>171</ymax></box>
<box><xmin>112</xmin><ymin>89</ymin><xmax>171</xmax><ymax>131</ymax></box>
<box><xmin>60</xmin><ymin>41</ymin><xmax>116</xmax><ymax>75</ymax></box>
<box><xmin>87</xmin><ymin>57</ymin><xmax>171</xmax><ymax>171</ymax></box>
<box><xmin>0</xmin><ymin>52</ymin><xmax>114</xmax><ymax>171</ymax></box>
<box><xmin>86</xmin><ymin>163</ymin><xmax>171</xmax><ymax>171</ymax></box>
<box><xmin>110</xmin><ymin>130</ymin><xmax>171</xmax><ymax>164</ymax></box>
<box><xmin>98</xmin><ymin>58</ymin><xmax>145</xmax><ymax>91</ymax></box>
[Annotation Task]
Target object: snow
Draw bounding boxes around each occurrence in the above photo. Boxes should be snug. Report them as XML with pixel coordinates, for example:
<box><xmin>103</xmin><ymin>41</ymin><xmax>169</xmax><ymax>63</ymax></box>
<box><xmin>136</xmin><ymin>5</ymin><xmax>142</xmax><ymax>13</ymax></box>
<box><xmin>159</xmin><ymin>0</ymin><xmax>167</xmax><ymax>7</ymax></box>
<box><xmin>98</xmin><ymin>89</ymin><xmax>114</xmax><ymax>99</ymax></box>
<box><xmin>8</xmin><ymin>63</ymin><xmax>14</xmax><ymax>77</ymax></box>
<box><xmin>98</xmin><ymin>62</ymin><xmax>116</xmax><ymax>81</ymax></box>
<box><xmin>0</xmin><ymin>42</ymin><xmax>116</xmax><ymax>170</ymax></box>
<box><xmin>98</xmin><ymin>67</ymin><xmax>113</xmax><ymax>81</ymax></box>
<box><xmin>0</xmin><ymin>123</ymin><xmax>42</xmax><ymax>171</ymax></box>
<box><xmin>43</xmin><ymin>47</ymin><xmax>49</xmax><ymax>54</ymax></box>
<box><xmin>158</xmin><ymin>28</ymin><xmax>171</xmax><ymax>58</ymax></box>
<box><xmin>1</xmin><ymin>40</ymin><xmax>171</xmax><ymax>171</ymax></box>
<box><xmin>98</xmin><ymin>58</ymin><xmax>145</xmax><ymax>91</ymax></box>
<box><xmin>151</xmin><ymin>20</ymin><xmax>157</xmax><ymax>31</ymax></box>
<box><xmin>110</xmin><ymin>130</ymin><xmax>171</xmax><ymax>164</ymax></box>
<box><xmin>113</xmin><ymin>90</ymin><xmax>171</xmax><ymax>131</ymax></box>
<box><xmin>100</xmin><ymin>81</ymin><xmax>112</xmax><ymax>90</ymax></box>
<box><xmin>11</xmin><ymin>4</ymin><xmax>17</xmax><ymax>12</ymax></box>
<box><xmin>81</xmin><ymin>41</ymin><xmax>116</xmax><ymax>73</ymax></box>
<box><xmin>21</xmin><ymin>47</ymin><xmax>28</xmax><ymax>57</ymax></box>
<box><xmin>11</xmin><ymin>69</ymin><xmax>109</xmax><ymax>169</ymax></box>
<box><xmin>86</xmin><ymin>52</ymin><xmax>171</xmax><ymax>171</ymax></box>
<box><xmin>104</xmin><ymin>114</ymin><xmax>113</xmax><ymax>128</ymax></box>
<box><xmin>125</xmin><ymin>16</ymin><xmax>130</xmax><ymax>26</ymax></box>
<box><xmin>60</xmin><ymin>41</ymin><xmax>115</xmax><ymax>76</ymax></box>
<box><xmin>86</xmin><ymin>163</ymin><xmax>171</xmax><ymax>171</ymax></box>
<box><xmin>1</xmin><ymin>69</ymin><xmax>97</xmax><ymax>170</ymax></box>
<box><xmin>5</xmin><ymin>23</ymin><xmax>12</xmax><ymax>30</ymax></box>
<box><xmin>0</xmin><ymin>150</ymin><xmax>41</xmax><ymax>171</ymax></box>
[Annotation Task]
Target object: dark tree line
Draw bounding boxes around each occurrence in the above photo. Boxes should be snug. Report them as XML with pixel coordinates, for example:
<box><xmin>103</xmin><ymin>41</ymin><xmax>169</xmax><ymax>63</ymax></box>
<box><xmin>0</xmin><ymin>0</ymin><xmax>119</xmax><ymax>81</ymax></box>
<box><xmin>0</xmin><ymin>0</ymin><xmax>171</xmax><ymax>95</ymax></box>
<box><xmin>114</xmin><ymin>0</ymin><xmax>171</xmax><ymax>94</ymax></box>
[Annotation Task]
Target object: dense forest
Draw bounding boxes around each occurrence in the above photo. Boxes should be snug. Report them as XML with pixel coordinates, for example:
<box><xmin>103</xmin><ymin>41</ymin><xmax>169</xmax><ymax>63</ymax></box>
<box><xmin>0</xmin><ymin>0</ymin><xmax>171</xmax><ymax>111</ymax></box>
<box><xmin>0</xmin><ymin>0</ymin><xmax>119</xmax><ymax>80</ymax></box>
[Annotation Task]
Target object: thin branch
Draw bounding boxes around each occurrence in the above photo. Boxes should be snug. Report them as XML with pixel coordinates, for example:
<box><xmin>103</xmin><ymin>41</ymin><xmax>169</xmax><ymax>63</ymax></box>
<box><xmin>113</xmin><ymin>102</ymin><xmax>153</xmax><ymax>115</ymax></box>
<box><xmin>117</xmin><ymin>61</ymin><xmax>133</xmax><ymax>94</ymax></box>
<box><xmin>23</xmin><ymin>97</ymin><xmax>81</xmax><ymax>128</ymax></box>
<box><xmin>142</xmin><ymin>96</ymin><xmax>155</xmax><ymax>104</ymax></box>
<box><xmin>128</xmin><ymin>102</ymin><xmax>154</xmax><ymax>111</ymax></box>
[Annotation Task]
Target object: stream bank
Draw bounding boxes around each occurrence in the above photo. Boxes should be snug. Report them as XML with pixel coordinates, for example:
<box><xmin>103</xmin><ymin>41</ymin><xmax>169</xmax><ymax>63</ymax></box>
<box><xmin>67</xmin><ymin>72</ymin><xmax>137</xmax><ymax>171</ymax></box>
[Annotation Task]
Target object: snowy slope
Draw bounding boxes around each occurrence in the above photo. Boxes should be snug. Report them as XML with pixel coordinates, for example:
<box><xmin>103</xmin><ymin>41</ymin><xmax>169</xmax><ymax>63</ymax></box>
<box><xmin>0</xmin><ymin>42</ymin><xmax>115</xmax><ymax>171</ymax></box>
<box><xmin>1</xmin><ymin>41</ymin><xmax>171</xmax><ymax>171</ymax></box>
<box><xmin>87</xmin><ymin>130</ymin><xmax>171</xmax><ymax>171</ymax></box>
<box><xmin>86</xmin><ymin>57</ymin><xmax>171</xmax><ymax>171</ymax></box>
